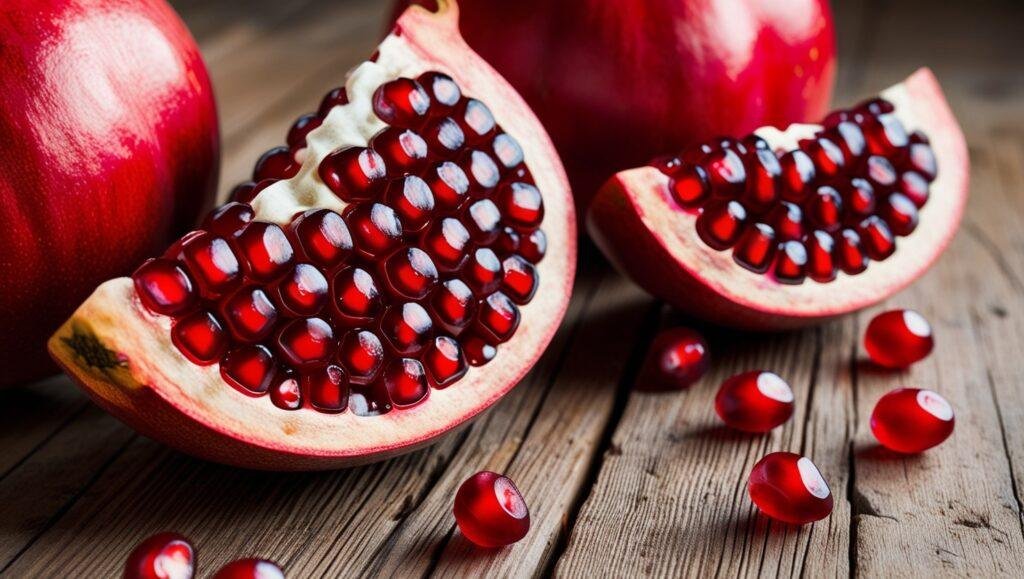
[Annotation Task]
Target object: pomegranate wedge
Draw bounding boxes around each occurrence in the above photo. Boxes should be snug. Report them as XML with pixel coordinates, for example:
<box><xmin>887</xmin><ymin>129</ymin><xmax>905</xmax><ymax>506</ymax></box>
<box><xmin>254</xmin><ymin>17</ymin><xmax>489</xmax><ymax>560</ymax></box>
<box><xmin>49</xmin><ymin>0</ymin><xmax>575</xmax><ymax>470</ymax></box>
<box><xmin>588</xmin><ymin>69</ymin><xmax>967</xmax><ymax>329</ymax></box>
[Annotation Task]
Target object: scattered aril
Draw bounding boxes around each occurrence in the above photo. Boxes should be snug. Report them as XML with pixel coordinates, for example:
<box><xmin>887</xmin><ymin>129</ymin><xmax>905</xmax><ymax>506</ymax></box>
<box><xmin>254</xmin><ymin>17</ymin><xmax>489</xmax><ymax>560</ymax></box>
<box><xmin>871</xmin><ymin>388</ymin><xmax>954</xmax><ymax>453</ymax></box>
<box><xmin>637</xmin><ymin>328</ymin><xmax>710</xmax><ymax>391</ymax></box>
<box><xmin>715</xmin><ymin>371</ymin><xmax>795</xmax><ymax>433</ymax></box>
<box><xmin>864</xmin><ymin>309</ymin><xmax>934</xmax><ymax>368</ymax></box>
<box><xmin>124</xmin><ymin>532</ymin><xmax>195</xmax><ymax>579</ymax></box>
<box><xmin>212</xmin><ymin>559</ymin><xmax>285</xmax><ymax>579</ymax></box>
<box><xmin>748</xmin><ymin>452</ymin><xmax>833</xmax><ymax>524</ymax></box>
<box><xmin>454</xmin><ymin>471</ymin><xmax>530</xmax><ymax>548</ymax></box>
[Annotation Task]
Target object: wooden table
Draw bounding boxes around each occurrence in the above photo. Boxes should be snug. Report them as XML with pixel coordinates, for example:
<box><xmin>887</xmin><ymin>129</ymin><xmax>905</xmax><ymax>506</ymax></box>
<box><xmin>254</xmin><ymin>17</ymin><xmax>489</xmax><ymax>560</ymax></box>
<box><xmin>2</xmin><ymin>0</ymin><xmax>1022</xmax><ymax>576</ymax></box>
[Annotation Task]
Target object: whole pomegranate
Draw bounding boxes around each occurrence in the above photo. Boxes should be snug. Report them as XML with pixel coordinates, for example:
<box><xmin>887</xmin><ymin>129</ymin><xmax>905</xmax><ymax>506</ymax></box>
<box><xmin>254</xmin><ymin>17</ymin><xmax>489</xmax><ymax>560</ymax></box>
<box><xmin>0</xmin><ymin>0</ymin><xmax>219</xmax><ymax>386</ymax></box>
<box><xmin>391</xmin><ymin>0</ymin><xmax>836</xmax><ymax>206</ymax></box>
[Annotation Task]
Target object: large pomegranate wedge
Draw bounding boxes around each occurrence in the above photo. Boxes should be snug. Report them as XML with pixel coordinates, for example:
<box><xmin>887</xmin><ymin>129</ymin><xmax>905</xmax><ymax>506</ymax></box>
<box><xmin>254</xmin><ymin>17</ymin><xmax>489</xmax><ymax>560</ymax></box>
<box><xmin>49</xmin><ymin>0</ymin><xmax>575</xmax><ymax>470</ymax></box>
<box><xmin>589</xmin><ymin>69</ymin><xmax>966</xmax><ymax>329</ymax></box>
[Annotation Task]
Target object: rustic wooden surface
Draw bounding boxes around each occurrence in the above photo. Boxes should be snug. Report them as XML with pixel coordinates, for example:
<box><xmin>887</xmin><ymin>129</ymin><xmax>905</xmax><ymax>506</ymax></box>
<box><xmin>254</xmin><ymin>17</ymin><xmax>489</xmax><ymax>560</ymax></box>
<box><xmin>1</xmin><ymin>0</ymin><xmax>1022</xmax><ymax>576</ymax></box>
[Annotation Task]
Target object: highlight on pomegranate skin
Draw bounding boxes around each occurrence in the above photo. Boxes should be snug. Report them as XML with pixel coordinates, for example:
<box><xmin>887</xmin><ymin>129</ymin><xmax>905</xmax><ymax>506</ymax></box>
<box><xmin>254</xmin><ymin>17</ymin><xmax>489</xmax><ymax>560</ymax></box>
<box><xmin>715</xmin><ymin>371</ymin><xmax>795</xmax><ymax>433</ymax></box>
<box><xmin>212</xmin><ymin>558</ymin><xmax>285</xmax><ymax>579</ymax></box>
<box><xmin>124</xmin><ymin>532</ymin><xmax>195</xmax><ymax>579</ymax></box>
<box><xmin>453</xmin><ymin>471</ymin><xmax>530</xmax><ymax>548</ymax></box>
<box><xmin>748</xmin><ymin>452</ymin><xmax>833</xmax><ymax>525</ymax></box>
<box><xmin>636</xmin><ymin>327</ymin><xmax>710</xmax><ymax>391</ymax></box>
<box><xmin>871</xmin><ymin>388</ymin><xmax>954</xmax><ymax>453</ymax></box>
<box><xmin>864</xmin><ymin>309</ymin><xmax>934</xmax><ymax>368</ymax></box>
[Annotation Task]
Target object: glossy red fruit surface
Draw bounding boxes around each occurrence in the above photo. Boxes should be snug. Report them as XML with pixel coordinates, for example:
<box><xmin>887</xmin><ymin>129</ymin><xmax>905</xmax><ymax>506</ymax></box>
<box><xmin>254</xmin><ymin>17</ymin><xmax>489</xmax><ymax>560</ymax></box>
<box><xmin>453</xmin><ymin>471</ymin><xmax>530</xmax><ymax>548</ymax></box>
<box><xmin>871</xmin><ymin>388</ymin><xmax>954</xmax><ymax>453</ymax></box>
<box><xmin>864</xmin><ymin>309</ymin><xmax>934</xmax><ymax>368</ymax></box>
<box><xmin>124</xmin><ymin>532</ymin><xmax>195</xmax><ymax>579</ymax></box>
<box><xmin>589</xmin><ymin>70</ymin><xmax>968</xmax><ymax>329</ymax></box>
<box><xmin>636</xmin><ymin>328</ymin><xmax>710</xmax><ymax>391</ymax></box>
<box><xmin>390</xmin><ymin>0</ymin><xmax>836</xmax><ymax>209</ymax></box>
<box><xmin>0</xmin><ymin>0</ymin><xmax>219</xmax><ymax>386</ymax></box>
<box><xmin>715</xmin><ymin>371</ymin><xmax>794</xmax><ymax>433</ymax></box>
<box><xmin>212</xmin><ymin>559</ymin><xmax>285</xmax><ymax>579</ymax></box>
<box><xmin>748</xmin><ymin>452</ymin><xmax>833</xmax><ymax>524</ymax></box>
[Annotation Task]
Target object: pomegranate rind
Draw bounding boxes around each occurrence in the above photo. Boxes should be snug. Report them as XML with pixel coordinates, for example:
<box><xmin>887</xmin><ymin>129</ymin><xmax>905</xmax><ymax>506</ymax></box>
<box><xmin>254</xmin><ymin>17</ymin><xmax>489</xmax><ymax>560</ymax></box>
<box><xmin>48</xmin><ymin>0</ymin><xmax>575</xmax><ymax>470</ymax></box>
<box><xmin>587</xmin><ymin>69</ymin><xmax>967</xmax><ymax>329</ymax></box>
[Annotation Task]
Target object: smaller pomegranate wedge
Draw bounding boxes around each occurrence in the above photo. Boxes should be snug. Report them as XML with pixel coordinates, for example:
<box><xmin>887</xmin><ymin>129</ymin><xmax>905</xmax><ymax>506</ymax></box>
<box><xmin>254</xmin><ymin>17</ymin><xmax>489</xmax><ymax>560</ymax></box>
<box><xmin>49</xmin><ymin>0</ymin><xmax>574</xmax><ymax>470</ymax></box>
<box><xmin>588</xmin><ymin>69</ymin><xmax>967</xmax><ymax>329</ymax></box>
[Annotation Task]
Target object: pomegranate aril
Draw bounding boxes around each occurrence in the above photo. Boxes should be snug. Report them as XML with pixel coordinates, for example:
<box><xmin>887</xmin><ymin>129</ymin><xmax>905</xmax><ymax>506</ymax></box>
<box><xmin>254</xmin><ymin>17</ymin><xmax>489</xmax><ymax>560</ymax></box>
<box><xmin>862</xmin><ymin>112</ymin><xmax>909</xmax><ymax>156</ymax></box>
<box><xmin>741</xmin><ymin>148</ymin><xmax>781</xmax><ymax>212</ymax></box>
<box><xmin>275</xmin><ymin>263</ymin><xmax>329</xmax><ymax>316</ymax></box>
<box><xmin>275</xmin><ymin>317</ymin><xmax>335</xmax><ymax>368</ymax></box>
<box><xmin>637</xmin><ymin>327</ymin><xmax>710</xmax><ymax>391</ymax></box>
<box><xmin>384</xmin><ymin>176</ymin><xmax>435</xmax><ymax>232</ymax></box>
<box><xmin>773</xmin><ymin>240</ymin><xmax>808</xmax><ymax>285</ymax></box>
<box><xmin>805</xmin><ymin>230</ymin><xmax>837</xmax><ymax>283</ymax></box>
<box><xmin>338</xmin><ymin>329</ymin><xmax>384</xmax><ymax>384</ymax></box>
<box><xmin>330</xmin><ymin>267</ymin><xmax>381</xmax><ymax>324</ymax></box>
<box><xmin>318</xmin><ymin>86</ymin><xmax>348</xmax><ymax>117</ymax></box>
<box><xmin>501</xmin><ymin>255</ymin><xmax>538</xmax><ymax>304</ymax></box>
<box><xmin>253</xmin><ymin>146</ymin><xmax>299</xmax><ymax>181</ymax></box>
<box><xmin>749</xmin><ymin>452</ymin><xmax>833</xmax><ymax>524</ymax></box>
<box><xmin>801</xmin><ymin>136</ymin><xmax>845</xmax><ymax>178</ymax></box>
<box><xmin>270</xmin><ymin>372</ymin><xmax>302</xmax><ymax>410</ymax></box>
<box><xmin>454</xmin><ymin>471</ymin><xmax>530</xmax><ymax>548</ymax></box>
<box><xmin>290</xmin><ymin>209</ymin><xmax>353</xmax><ymax>268</ymax></box>
<box><xmin>492</xmin><ymin>132</ymin><xmax>525</xmax><ymax>173</ymax></box>
<box><xmin>422</xmin><ymin>217</ymin><xmax>471</xmax><ymax>271</ymax></box>
<box><xmin>880</xmin><ymin>193</ymin><xmax>919</xmax><ymax>236</ymax></box>
<box><xmin>287</xmin><ymin>113</ymin><xmax>322</xmax><ymax>148</ymax></box>
<box><xmin>421</xmin><ymin>117</ymin><xmax>465</xmax><ymax>158</ymax></box>
<box><xmin>829</xmin><ymin>121</ymin><xmax>867</xmax><ymax>164</ymax></box>
<box><xmin>346</xmin><ymin>203</ymin><xmax>403</xmax><ymax>259</ymax></box>
<box><xmin>133</xmin><ymin>258</ymin><xmax>197</xmax><ymax>316</ymax></box>
<box><xmin>349</xmin><ymin>382</ymin><xmax>393</xmax><ymax>416</ymax></box>
<box><xmin>172</xmin><ymin>311</ymin><xmax>227</xmax><ymax>365</ymax></box>
<box><xmin>462</xmin><ymin>333</ymin><xmax>497</xmax><ymax>366</ymax></box>
<box><xmin>696</xmin><ymin>200</ymin><xmax>747</xmax><ymax>250</ymax></box>
<box><xmin>464</xmin><ymin>199</ymin><xmax>502</xmax><ymax>244</ymax></box>
<box><xmin>124</xmin><ymin>532</ymin><xmax>195</xmax><ymax>579</ymax></box>
<box><xmin>494</xmin><ymin>227</ymin><xmax>520</xmax><ymax>257</ymax></box>
<box><xmin>371</xmin><ymin>127</ymin><xmax>429</xmax><ymax>174</ymax></box>
<box><xmin>908</xmin><ymin>142</ymin><xmax>937</xmax><ymax>181</ymax></box>
<box><xmin>704</xmin><ymin>148</ymin><xmax>746</xmax><ymax>196</ymax></box>
<box><xmin>865</xmin><ymin>155</ymin><xmax>897</xmax><ymax>188</ymax></box>
<box><xmin>424</xmin><ymin>161</ymin><xmax>470</xmax><ymax>210</ymax></box>
<box><xmin>770</xmin><ymin>202</ymin><xmax>805</xmax><ymax>242</ymax></box>
<box><xmin>373</xmin><ymin>77</ymin><xmax>431</xmax><ymax>127</ymax></box>
<box><xmin>230</xmin><ymin>179</ymin><xmax>276</xmax><ymax>204</ymax></box>
<box><xmin>715</xmin><ymin>370</ymin><xmax>794</xmax><ymax>432</ymax></box>
<box><xmin>203</xmin><ymin>201</ymin><xmax>254</xmax><ymax>238</ymax></box>
<box><xmin>836</xmin><ymin>228</ymin><xmax>869</xmax><ymax>275</ymax></box>
<box><xmin>840</xmin><ymin>178</ymin><xmax>876</xmax><ymax>222</ymax></box>
<box><xmin>457</xmin><ymin>98</ymin><xmax>497</xmax><ymax>143</ymax></box>
<box><xmin>732</xmin><ymin>223</ymin><xmax>777</xmax><ymax>274</ymax></box>
<box><xmin>898</xmin><ymin>171</ymin><xmax>930</xmax><ymax>207</ymax></box>
<box><xmin>384</xmin><ymin>358</ymin><xmax>429</xmax><ymax>407</ymax></box>
<box><xmin>319</xmin><ymin>147</ymin><xmax>387</xmax><ymax>201</ymax></box>
<box><xmin>212</xmin><ymin>558</ymin><xmax>285</xmax><ymax>579</ymax></box>
<box><xmin>804</xmin><ymin>185</ymin><xmax>843</xmax><ymax>233</ymax></box>
<box><xmin>424</xmin><ymin>335</ymin><xmax>467</xmax><ymax>387</ymax></box>
<box><xmin>221</xmin><ymin>345</ymin><xmax>275</xmax><ymax>395</ymax></box>
<box><xmin>418</xmin><ymin>71</ymin><xmax>461</xmax><ymax>114</ymax></box>
<box><xmin>305</xmin><ymin>364</ymin><xmax>348</xmax><ymax>413</ymax></box>
<box><xmin>381</xmin><ymin>302</ymin><xmax>433</xmax><ymax>355</ymax></box>
<box><xmin>233</xmin><ymin>222</ymin><xmax>295</xmax><ymax>282</ymax></box>
<box><xmin>779</xmin><ymin>149</ymin><xmax>816</xmax><ymax>202</ymax></box>
<box><xmin>460</xmin><ymin>150</ymin><xmax>501</xmax><ymax>192</ymax></box>
<box><xmin>164</xmin><ymin>230</ymin><xmax>203</xmax><ymax>260</ymax></box>
<box><xmin>431</xmin><ymin>279</ymin><xmax>477</xmax><ymax>331</ymax></box>
<box><xmin>180</xmin><ymin>232</ymin><xmax>240</xmax><ymax>297</ymax></box>
<box><xmin>858</xmin><ymin>216</ymin><xmax>896</xmax><ymax>260</ymax></box>
<box><xmin>519</xmin><ymin>229</ymin><xmax>546</xmax><ymax>263</ymax></box>
<box><xmin>497</xmin><ymin>182</ymin><xmax>544</xmax><ymax>229</ymax></box>
<box><xmin>476</xmin><ymin>292</ymin><xmax>520</xmax><ymax>343</ymax></box>
<box><xmin>864</xmin><ymin>309</ymin><xmax>934</xmax><ymax>368</ymax></box>
<box><xmin>464</xmin><ymin>247</ymin><xmax>503</xmax><ymax>294</ymax></box>
<box><xmin>668</xmin><ymin>165</ymin><xmax>710</xmax><ymax>208</ymax></box>
<box><xmin>221</xmin><ymin>287</ymin><xmax>278</xmax><ymax>342</ymax></box>
<box><xmin>382</xmin><ymin>247</ymin><xmax>439</xmax><ymax>300</ymax></box>
<box><xmin>871</xmin><ymin>388</ymin><xmax>953</xmax><ymax>453</ymax></box>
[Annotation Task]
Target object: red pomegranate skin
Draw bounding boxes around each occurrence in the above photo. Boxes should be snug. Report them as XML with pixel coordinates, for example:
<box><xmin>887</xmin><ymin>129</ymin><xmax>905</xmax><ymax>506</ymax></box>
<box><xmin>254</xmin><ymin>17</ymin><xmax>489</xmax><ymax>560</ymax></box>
<box><xmin>0</xmin><ymin>0</ymin><xmax>219</xmax><ymax>386</ymax></box>
<box><xmin>390</xmin><ymin>0</ymin><xmax>836</xmax><ymax>203</ymax></box>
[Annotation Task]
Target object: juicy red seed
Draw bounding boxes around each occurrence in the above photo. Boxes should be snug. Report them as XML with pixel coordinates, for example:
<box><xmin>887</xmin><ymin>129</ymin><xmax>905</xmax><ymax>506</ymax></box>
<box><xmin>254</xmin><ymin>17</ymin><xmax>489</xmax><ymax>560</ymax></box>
<box><xmin>424</xmin><ymin>335</ymin><xmax>467</xmax><ymax>387</ymax></box>
<box><xmin>823</xmin><ymin>110</ymin><xmax>849</xmax><ymax>128</ymax></box>
<box><xmin>133</xmin><ymin>258</ymin><xmax>197</xmax><ymax>316</ymax></box>
<box><xmin>497</xmin><ymin>182</ymin><xmax>544</xmax><ymax>229</ymax></box>
<box><xmin>457</xmin><ymin>98</ymin><xmax>496</xmax><ymax>143</ymax></box>
<box><xmin>181</xmin><ymin>232</ymin><xmax>240</xmax><ymax>296</ymax></box>
<box><xmin>384</xmin><ymin>358</ymin><xmax>429</xmax><ymax>407</ymax></box>
<box><xmin>862</xmin><ymin>113</ymin><xmax>909</xmax><ymax>156</ymax></box>
<box><xmin>373</xmin><ymin>78</ymin><xmax>431</xmax><ymax>127</ymax></box>
<box><xmin>221</xmin><ymin>286</ymin><xmax>279</xmax><ymax>342</ymax></box>
<box><xmin>275</xmin><ymin>317</ymin><xmax>335</xmax><ymax>368</ymax></box>
<box><xmin>841</xmin><ymin>178</ymin><xmax>876</xmax><ymax>221</ymax></box>
<box><xmin>501</xmin><ymin>255</ymin><xmax>538</xmax><ymax>304</ymax></box>
<box><xmin>871</xmin><ymin>388</ymin><xmax>953</xmax><ymax>453</ymax></box>
<box><xmin>349</xmin><ymin>382</ymin><xmax>392</xmax><ymax>416</ymax></box>
<box><xmin>749</xmin><ymin>452</ymin><xmax>833</xmax><ymax>525</ymax></box>
<box><xmin>636</xmin><ymin>327</ymin><xmax>710</xmax><ymax>391</ymax></box>
<box><xmin>668</xmin><ymin>165</ymin><xmax>710</xmax><ymax>208</ymax></box>
<box><xmin>858</xmin><ymin>216</ymin><xmax>896</xmax><ymax>260</ymax></box>
<box><xmin>801</xmin><ymin>136</ymin><xmax>845</xmax><ymax>178</ymax></box>
<box><xmin>696</xmin><ymin>200</ymin><xmax>747</xmax><ymax>250</ymax></box>
<box><xmin>319</xmin><ymin>147</ymin><xmax>388</xmax><ymax>201</ymax></box>
<box><xmin>338</xmin><ymin>330</ymin><xmax>384</xmax><ymax>384</ymax></box>
<box><xmin>774</xmin><ymin>240</ymin><xmax>808</xmax><ymax>284</ymax></box>
<box><xmin>164</xmin><ymin>230</ymin><xmax>204</xmax><ymax>260</ymax></box>
<box><xmin>124</xmin><ymin>533</ymin><xmax>195</xmax><ymax>579</ymax></box>
<box><xmin>830</xmin><ymin>121</ymin><xmax>867</xmax><ymax>163</ymax></box>
<box><xmin>213</xmin><ymin>559</ymin><xmax>284</xmax><ymax>579</ymax></box>
<box><xmin>454</xmin><ymin>471</ymin><xmax>530</xmax><ymax>548</ymax></box>
<box><xmin>716</xmin><ymin>370</ymin><xmax>795</xmax><ymax>432</ymax></box>
<box><xmin>806</xmin><ymin>230</ymin><xmax>837</xmax><ymax>282</ymax></box>
<box><xmin>460</xmin><ymin>150</ymin><xmax>501</xmax><ymax>192</ymax></box>
<box><xmin>494</xmin><ymin>227</ymin><xmax>521</xmax><ymax>257</ymax></box>
<box><xmin>384</xmin><ymin>176</ymin><xmax>434</xmax><ymax>232</ymax></box>
<box><xmin>732</xmin><ymin>223</ymin><xmax>777</xmax><ymax>274</ymax></box>
<box><xmin>492</xmin><ymin>133</ymin><xmax>525</xmax><ymax>172</ymax></box>
<box><xmin>254</xmin><ymin>146</ymin><xmax>300</xmax><ymax>181</ymax></box>
<box><xmin>880</xmin><ymin>193</ymin><xmax>919</xmax><ymax>236</ymax></box>
<box><xmin>864</xmin><ymin>309</ymin><xmax>934</xmax><ymax>368</ymax></box>
<box><xmin>221</xmin><ymin>345</ymin><xmax>275</xmax><ymax>395</ymax></box>
<box><xmin>424</xmin><ymin>161</ymin><xmax>470</xmax><ymax>210</ymax></box>
<box><xmin>908</xmin><ymin>142</ymin><xmax>937</xmax><ymax>181</ymax></box>
<box><xmin>421</xmin><ymin>117</ymin><xmax>465</xmax><ymax>158</ymax></box>
<box><xmin>318</xmin><ymin>86</ymin><xmax>349</xmax><ymax>117</ymax></box>
<box><xmin>203</xmin><ymin>202</ymin><xmax>254</xmax><ymax>238</ymax></box>
<box><xmin>418</xmin><ymin>71</ymin><xmax>461</xmax><ymax>113</ymax></box>
<box><xmin>276</xmin><ymin>263</ymin><xmax>329</xmax><ymax>316</ymax></box>
<box><xmin>346</xmin><ymin>203</ymin><xmax>403</xmax><ymax>258</ymax></box>
<box><xmin>476</xmin><ymin>292</ymin><xmax>520</xmax><ymax>343</ymax></box>
<box><xmin>770</xmin><ymin>202</ymin><xmax>805</xmax><ymax>242</ymax></box>
<box><xmin>464</xmin><ymin>199</ymin><xmax>502</xmax><ymax>244</ymax></box>
<box><xmin>421</xmin><ymin>217</ymin><xmax>471</xmax><ymax>271</ymax></box>
<box><xmin>462</xmin><ymin>333</ymin><xmax>497</xmax><ymax>366</ymax></box>
<box><xmin>805</xmin><ymin>185</ymin><xmax>843</xmax><ymax>233</ymax></box>
<box><xmin>741</xmin><ymin>148</ymin><xmax>781</xmax><ymax>212</ymax></box>
<box><xmin>172</xmin><ymin>311</ymin><xmax>227</xmax><ymax>364</ymax></box>
<box><xmin>898</xmin><ymin>171</ymin><xmax>930</xmax><ymax>207</ymax></box>
<box><xmin>464</xmin><ymin>247</ymin><xmax>503</xmax><ymax>294</ymax></box>
<box><xmin>290</xmin><ymin>209</ymin><xmax>352</xmax><ymax>268</ymax></box>
<box><xmin>382</xmin><ymin>247</ymin><xmax>439</xmax><ymax>299</ymax></box>
<box><xmin>331</xmin><ymin>266</ymin><xmax>381</xmax><ymax>323</ymax></box>
<box><xmin>865</xmin><ymin>155</ymin><xmax>897</xmax><ymax>188</ymax></box>
<box><xmin>230</xmin><ymin>179</ymin><xmax>276</xmax><ymax>203</ymax></box>
<box><xmin>270</xmin><ymin>373</ymin><xmax>302</xmax><ymax>410</ymax></box>
<box><xmin>652</xmin><ymin>155</ymin><xmax>683</xmax><ymax>175</ymax></box>
<box><xmin>431</xmin><ymin>279</ymin><xmax>476</xmax><ymax>331</ymax></box>
<box><xmin>519</xmin><ymin>229</ymin><xmax>547</xmax><ymax>264</ymax></box>
<box><xmin>836</xmin><ymin>228</ymin><xmax>869</xmax><ymax>275</ymax></box>
<box><xmin>779</xmin><ymin>150</ymin><xmax>816</xmax><ymax>202</ymax></box>
<box><xmin>704</xmin><ymin>148</ymin><xmax>746</xmax><ymax>196</ymax></box>
<box><xmin>304</xmin><ymin>365</ymin><xmax>348</xmax><ymax>413</ymax></box>
<box><xmin>371</xmin><ymin>127</ymin><xmax>429</xmax><ymax>173</ymax></box>
<box><xmin>287</xmin><ymin>113</ymin><xmax>322</xmax><ymax>148</ymax></box>
<box><xmin>233</xmin><ymin>222</ymin><xmax>295</xmax><ymax>282</ymax></box>
<box><xmin>381</xmin><ymin>302</ymin><xmax>433</xmax><ymax>355</ymax></box>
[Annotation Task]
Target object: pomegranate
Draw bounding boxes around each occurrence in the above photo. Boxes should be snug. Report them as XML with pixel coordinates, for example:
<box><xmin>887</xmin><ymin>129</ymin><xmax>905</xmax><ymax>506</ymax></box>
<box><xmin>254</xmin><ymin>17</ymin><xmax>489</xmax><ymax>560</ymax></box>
<box><xmin>864</xmin><ymin>309</ymin><xmax>934</xmax><ymax>368</ymax></box>
<box><xmin>0</xmin><ymin>0</ymin><xmax>219</xmax><ymax>386</ymax></box>
<box><xmin>124</xmin><ymin>533</ymin><xmax>195</xmax><ymax>579</ymax></box>
<box><xmin>871</xmin><ymin>388</ymin><xmax>954</xmax><ymax>453</ymax></box>
<box><xmin>49</xmin><ymin>1</ymin><xmax>575</xmax><ymax>470</ymax></box>
<box><xmin>453</xmin><ymin>471</ymin><xmax>530</xmax><ymax>548</ymax></box>
<box><xmin>390</xmin><ymin>0</ymin><xmax>836</xmax><ymax>208</ymax></box>
<box><xmin>588</xmin><ymin>69</ymin><xmax>968</xmax><ymax>329</ymax></box>
<box><xmin>635</xmin><ymin>327</ymin><xmax>710</xmax><ymax>391</ymax></box>
<box><xmin>748</xmin><ymin>452</ymin><xmax>833</xmax><ymax>524</ymax></box>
